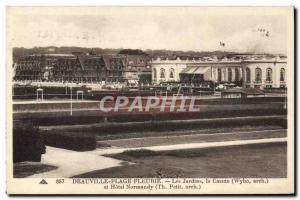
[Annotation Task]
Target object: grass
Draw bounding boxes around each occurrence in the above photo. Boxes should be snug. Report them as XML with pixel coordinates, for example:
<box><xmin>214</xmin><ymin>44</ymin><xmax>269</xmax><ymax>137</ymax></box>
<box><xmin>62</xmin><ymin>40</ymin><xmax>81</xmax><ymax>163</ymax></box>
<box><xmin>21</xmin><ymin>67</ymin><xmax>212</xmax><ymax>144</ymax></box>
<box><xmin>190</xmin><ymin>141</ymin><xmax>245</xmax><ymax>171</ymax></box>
<box><xmin>37</xmin><ymin>117</ymin><xmax>286</xmax><ymax>152</ymax></box>
<box><xmin>40</xmin><ymin>115</ymin><xmax>287</xmax><ymax>140</ymax></box>
<box><xmin>96</xmin><ymin>125</ymin><xmax>285</xmax><ymax>142</ymax></box>
<box><xmin>109</xmin><ymin>142</ymin><xmax>287</xmax><ymax>160</ymax></box>
<box><xmin>74</xmin><ymin>142</ymin><xmax>287</xmax><ymax>178</ymax></box>
<box><xmin>14</xmin><ymin>101</ymin><xmax>287</xmax><ymax>126</ymax></box>
<box><xmin>13</xmin><ymin>162</ymin><xmax>57</xmax><ymax>178</ymax></box>
<box><xmin>120</xmin><ymin>149</ymin><xmax>160</xmax><ymax>158</ymax></box>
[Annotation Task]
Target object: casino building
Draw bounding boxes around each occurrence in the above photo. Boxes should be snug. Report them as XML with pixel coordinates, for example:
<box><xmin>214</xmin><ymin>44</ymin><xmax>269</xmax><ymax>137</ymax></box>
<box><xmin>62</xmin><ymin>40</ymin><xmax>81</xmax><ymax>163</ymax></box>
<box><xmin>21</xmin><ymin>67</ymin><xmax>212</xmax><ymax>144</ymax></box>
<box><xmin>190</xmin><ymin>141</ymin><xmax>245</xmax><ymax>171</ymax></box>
<box><xmin>151</xmin><ymin>54</ymin><xmax>287</xmax><ymax>89</ymax></box>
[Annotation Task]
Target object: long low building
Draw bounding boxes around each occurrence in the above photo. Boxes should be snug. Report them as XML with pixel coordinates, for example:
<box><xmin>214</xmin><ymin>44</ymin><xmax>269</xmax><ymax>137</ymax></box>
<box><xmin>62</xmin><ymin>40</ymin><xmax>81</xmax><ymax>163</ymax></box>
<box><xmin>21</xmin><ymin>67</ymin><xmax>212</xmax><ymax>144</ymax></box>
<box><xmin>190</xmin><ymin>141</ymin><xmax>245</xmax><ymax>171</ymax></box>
<box><xmin>151</xmin><ymin>54</ymin><xmax>287</xmax><ymax>89</ymax></box>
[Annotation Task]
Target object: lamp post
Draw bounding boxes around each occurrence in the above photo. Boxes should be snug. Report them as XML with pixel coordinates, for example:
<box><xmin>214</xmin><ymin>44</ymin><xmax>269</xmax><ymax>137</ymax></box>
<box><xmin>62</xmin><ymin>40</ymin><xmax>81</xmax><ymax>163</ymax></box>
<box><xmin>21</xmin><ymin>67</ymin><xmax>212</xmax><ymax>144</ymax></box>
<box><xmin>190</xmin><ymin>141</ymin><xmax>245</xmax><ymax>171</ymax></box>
<box><xmin>36</xmin><ymin>88</ymin><xmax>43</xmax><ymax>102</ymax></box>
<box><xmin>284</xmin><ymin>87</ymin><xmax>287</xmax><ymax>110</ymax></box>
<box><xmin>70</xmin><ymin>86</ymin><xmax>73</xmax><ymax>116</ymax></box>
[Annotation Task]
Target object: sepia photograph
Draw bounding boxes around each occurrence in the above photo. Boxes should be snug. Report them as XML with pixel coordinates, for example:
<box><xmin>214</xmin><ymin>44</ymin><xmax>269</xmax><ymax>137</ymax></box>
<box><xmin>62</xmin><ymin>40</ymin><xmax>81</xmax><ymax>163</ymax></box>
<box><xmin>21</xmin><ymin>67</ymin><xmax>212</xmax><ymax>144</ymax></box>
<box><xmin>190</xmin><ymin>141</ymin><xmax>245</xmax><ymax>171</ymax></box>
<box><xmin>5</xmin><ymin>6</ymin><xmax>294</xmax><ymax>195</ymax></box>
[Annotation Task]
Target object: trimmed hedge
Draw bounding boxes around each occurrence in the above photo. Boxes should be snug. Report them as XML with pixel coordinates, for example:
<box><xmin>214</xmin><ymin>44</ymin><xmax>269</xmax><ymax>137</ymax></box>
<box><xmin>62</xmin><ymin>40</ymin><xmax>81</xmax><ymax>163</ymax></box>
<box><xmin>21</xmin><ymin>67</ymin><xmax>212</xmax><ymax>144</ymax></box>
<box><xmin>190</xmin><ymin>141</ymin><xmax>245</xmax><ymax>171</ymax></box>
<box><xmin>13</xmin><ymin>85</ymin><xmax>90</xmax><ymax>100</ymax></box>
<box><xmin>13</xmin><ymin>121</ymin><xmax>46</xmax><ymax>163</ymax></box>
<box><xmin>90</xmin><ymin>116</ymin><xmax>287</xmax><ymax>135</ymax></box>
<box><xmin>43</xmin><ymin>115</ymin><xmax>287</xmax><ymax>137</ymax></box>
<box><xmin>42</xmin><ymin>132</ymin><xmax>96</xmax><ymax>151</ymax></box>
<box><xmin>15</xmin><ymin>108</ymin><xmax>287</xmax><ymax>126</ymax></box>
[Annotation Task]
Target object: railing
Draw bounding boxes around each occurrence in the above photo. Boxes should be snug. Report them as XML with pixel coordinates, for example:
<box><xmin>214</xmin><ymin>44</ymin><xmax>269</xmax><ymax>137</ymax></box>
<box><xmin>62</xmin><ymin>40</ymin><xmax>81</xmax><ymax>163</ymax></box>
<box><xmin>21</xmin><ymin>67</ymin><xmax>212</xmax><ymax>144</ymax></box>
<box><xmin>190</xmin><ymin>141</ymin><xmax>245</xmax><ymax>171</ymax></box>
<box><xmin>264</xmin><ymin>79</ymin><xmax>273</xmax><ymax>83</ymax></box>
<box><xmin>252</xmin><ymin>80</ymin><xmax>262</xmax><ymax>84</ymax></box>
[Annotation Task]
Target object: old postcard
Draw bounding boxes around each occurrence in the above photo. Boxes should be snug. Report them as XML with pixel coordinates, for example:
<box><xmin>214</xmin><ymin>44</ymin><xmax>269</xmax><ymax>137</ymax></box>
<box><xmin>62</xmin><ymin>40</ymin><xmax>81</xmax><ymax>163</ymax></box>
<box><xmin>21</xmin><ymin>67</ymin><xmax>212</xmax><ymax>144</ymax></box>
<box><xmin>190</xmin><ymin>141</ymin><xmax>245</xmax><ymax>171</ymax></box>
<box><xmin>6</xmin><ymin>6</ymin><xmax>294</xmax><ymax>195</ymax></box>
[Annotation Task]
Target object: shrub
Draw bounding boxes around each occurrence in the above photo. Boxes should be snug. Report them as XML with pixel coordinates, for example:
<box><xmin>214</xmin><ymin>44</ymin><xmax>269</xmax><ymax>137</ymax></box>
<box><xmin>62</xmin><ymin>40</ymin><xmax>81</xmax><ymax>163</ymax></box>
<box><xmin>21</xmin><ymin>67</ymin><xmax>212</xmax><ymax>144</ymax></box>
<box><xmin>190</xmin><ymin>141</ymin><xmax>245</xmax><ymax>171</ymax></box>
<box><xmin>43</xmin><ymin>131</ymin><xmax>96</xmax><ymax>151</ymax></box>
<box><xmin>70</xmin><ymin>115</ymin><xmax>287</xmax><ymax>136</ymax></box>
<box><xmin>13</xmin><ymin>121</ymin><xmax>46</xmax><ymax>163</ymax></box>
<box><xmin>121</xmin><ymin>149</ymin><xmax>159</xmax><ymax>157</ymax></box>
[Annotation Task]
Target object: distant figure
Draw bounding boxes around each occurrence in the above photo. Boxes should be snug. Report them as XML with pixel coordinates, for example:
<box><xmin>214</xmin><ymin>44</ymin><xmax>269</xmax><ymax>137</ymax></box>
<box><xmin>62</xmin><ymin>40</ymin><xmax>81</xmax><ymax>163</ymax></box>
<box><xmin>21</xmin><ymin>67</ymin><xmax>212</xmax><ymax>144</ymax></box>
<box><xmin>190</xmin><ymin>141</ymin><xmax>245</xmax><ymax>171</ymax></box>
<box><xmin>220</xmin><ymin>42</ymin><xmax>225</xmax><ymax>47</ymax></box>
<box><xmin>266</xmin><ymin>31</ymin><xmax>269</xmax><ymax>37</ymax></box>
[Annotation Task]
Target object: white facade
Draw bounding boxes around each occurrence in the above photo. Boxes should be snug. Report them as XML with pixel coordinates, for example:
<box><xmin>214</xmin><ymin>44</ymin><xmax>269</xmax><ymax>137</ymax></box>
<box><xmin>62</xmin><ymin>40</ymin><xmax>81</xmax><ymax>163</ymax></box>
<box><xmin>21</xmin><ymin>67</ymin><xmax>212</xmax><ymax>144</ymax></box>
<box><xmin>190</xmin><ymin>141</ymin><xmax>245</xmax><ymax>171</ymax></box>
<box><xmin>242</xmin><ymin>57</ymin><xmax>287</xmax><ymax>89</ymax></box>
<box><xmin>151</xmin><ymin>57</ymin><xmax>188</xmax><ymax>83</ymax></box>
<box><xmin>151</xmin><ymin>55</ymin><xmax>287</xmax><ymax>89</ymax></box>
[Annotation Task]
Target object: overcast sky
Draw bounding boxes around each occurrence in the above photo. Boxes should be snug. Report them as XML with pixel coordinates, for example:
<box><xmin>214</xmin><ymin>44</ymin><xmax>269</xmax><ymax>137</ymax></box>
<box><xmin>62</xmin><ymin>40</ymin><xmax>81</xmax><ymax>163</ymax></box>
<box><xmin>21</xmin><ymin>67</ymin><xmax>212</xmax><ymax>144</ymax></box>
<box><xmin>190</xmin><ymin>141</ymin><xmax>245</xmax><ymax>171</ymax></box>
<box><xmin>7</xmin><ymin>7</ymin><xmax>290</xmax><ymax>54</ymax></box>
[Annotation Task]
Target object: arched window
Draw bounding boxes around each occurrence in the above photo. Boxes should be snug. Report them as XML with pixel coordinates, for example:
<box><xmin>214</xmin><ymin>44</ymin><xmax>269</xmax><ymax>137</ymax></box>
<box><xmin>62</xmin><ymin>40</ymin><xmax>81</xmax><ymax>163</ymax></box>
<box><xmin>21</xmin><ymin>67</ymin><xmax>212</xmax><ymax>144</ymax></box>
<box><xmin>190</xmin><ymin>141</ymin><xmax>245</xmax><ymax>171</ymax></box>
<box><xmin>266</xmin><ymin>68</ymin><xmax>273</xmax><ymax>82</ymax></box>
<box><xmin>160</xmin><ymin>68</ymin><xmax>165</xmax><ymax>79</ymax></box>
<box><xmin>217</xmin><ymin>68</ymin><xmax>221</xmax><ymax>82</ymax></box>
<box><xmin>169</xmin><ymin>68</ymin><xmax>175</xmax><ymax>79</ymax></box>
<box><xmin>280</xmin><ymin>68</ymin><xmax>285</xmax><ymax>82</ymax></box>
<box><xmin>246</xmin><ymin>68</ymin><xmax>251</xmax><ymax>83</ymax></box>
<box><xmin>153</xmin><ymin>68</ymin><xmax>157</xmax><ymax>79</ymax></box>
<box><xmin>235</xmin><ymin>68</ymin><xmax>240</xmax><ymax>81</ymax></box>
<box><xmin>255</xmin><ymin>67</ymin><xmax>262</xmax><ymax>83</ymax></box>
<box><xmin>227</xmin><ymin>68</ymin><xmax>232</xmax><ymax>82</ymax></box>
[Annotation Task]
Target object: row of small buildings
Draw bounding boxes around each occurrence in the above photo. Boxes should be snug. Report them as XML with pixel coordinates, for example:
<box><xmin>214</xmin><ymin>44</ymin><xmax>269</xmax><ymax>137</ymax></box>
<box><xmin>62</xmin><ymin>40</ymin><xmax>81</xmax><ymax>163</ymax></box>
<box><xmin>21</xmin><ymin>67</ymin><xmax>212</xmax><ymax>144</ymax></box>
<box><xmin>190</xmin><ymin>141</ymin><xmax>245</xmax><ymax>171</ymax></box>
<box><xmin>13</xmin><ymin>52</ymin><xmax>287</xmax><ymax>89</ymax></box>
